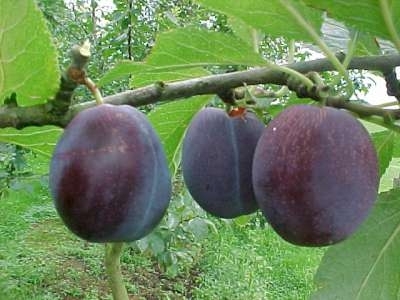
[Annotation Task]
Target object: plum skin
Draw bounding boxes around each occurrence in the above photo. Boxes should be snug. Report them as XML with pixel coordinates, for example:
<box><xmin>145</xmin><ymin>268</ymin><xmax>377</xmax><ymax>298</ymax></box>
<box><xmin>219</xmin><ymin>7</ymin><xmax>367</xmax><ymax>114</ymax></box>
<box><xmin>182</xmin><ymin>107</ymin><xmax>265</xmax><ymax>218</ymax></box>
<box><xmin>252</xmin><ymin>105</ymin><xmax>379</xmax><ymax>246</ymax></box>
<box><xmin>49</xmin><ymin>104</ymin><xmax>171</xmax><ymax>243</ymax></box>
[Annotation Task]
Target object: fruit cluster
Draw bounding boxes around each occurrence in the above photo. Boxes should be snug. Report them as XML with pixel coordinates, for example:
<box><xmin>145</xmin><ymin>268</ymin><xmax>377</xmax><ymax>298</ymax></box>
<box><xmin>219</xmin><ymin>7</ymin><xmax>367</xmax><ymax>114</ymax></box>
<box><xmin>182</xmin><ymin>105</ymin><xmax>379</xmax><ymax>246</ymax></box>
<box><xmin>50</xmin><ymin>103</ymin><xmax>378</xmax><ymax>247</ymax></box>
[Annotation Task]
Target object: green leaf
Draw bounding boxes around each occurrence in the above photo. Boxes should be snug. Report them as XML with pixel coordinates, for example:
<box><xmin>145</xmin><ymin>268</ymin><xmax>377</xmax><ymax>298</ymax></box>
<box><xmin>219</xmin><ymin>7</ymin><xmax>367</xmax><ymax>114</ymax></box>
<box><xmin>147</xmin><ymin>233</ymin><xmax>166</xmax><ymax>255</ymax></box>
<box><xmin>148</xmin><ymin>96</ymin><xmax>211</xmax><ymax>177</ymax></box>
<box><xmin>0</xmin><ymin>126</ymin><xmax>62</xmax><ymax>157</ymax></box>
<box><xmin>304</xmin><ymin>1</ymin><xmax>400</xmax><ymax>42</ymax></box>
<box><xmin>360</xmin><ymin>119</ymin><xmax>387</xmax><ymax>134</ymax></box>
<box><xmin>187</xmin><ymin>217</ymin><xmax>210</xmax><ymax>239</ymax></box>
<box><xmin>99</xmin><ymin>27</ymin><xmax>266</xmax><ymax>87</ymax></box>
<box><xmin>147</xmin><ymin>27</ymin><xmax>265</xmax><ymax>66</ymax></box>
<box><xmin>392</xmin><ymin>135</ymin><xmax>400</xmax><ymax>158</ymax></box>
<box><xmin>196</xmin><ymin>0</ymin><xmax>323</xmax><ymax>42</ymax></box>
<box><xmin>371</xmin><ymin>130</ymin><xmax>395</xmax><ymax>178</ymax></box>
<box><xmin>228</xmin><ymin>17</ymin><xmax>260</xmax><ymax>49</ymax></box>
<box><xmin>379</xmin><ymin>157</ymin><xmax>400</xmax><ymax>193</ymax></box>
<box><xmin>99</xmin><ymin>62</ymin><xmax>209</xmax><ymax>88</ymax></box>
<box><xmin>0</xmin><ymin>0</ymin><xmax>60</xmax><ymax>106</ymax></box>
<box><xmin>233</xmin><ymin>214</ymin><xmax>253</xmax><ymax>226</ymax></box>
<box><xmin>356</xmin><ymin>33</ymin><xmax>381</xmax><ymax>56</ymax></box>
<box><xmin>379</xmin><ymin>137</ymin><xmax>400</xmax><ymax>192</ymax></box>
<box><xmin>320</xmin><ymin>17</ymin><xmax>350</xmax><ymax>52</ymax></box>
<box><xmin>133</xmin><ymin>66</ymin><xmax>209</xmax><ymax>88</ymax></box>
<box><xmin>321</xmin><ymin>17</ymin><xmax>380</xmax><ymax>56</ymax></box>
<box><xmin>312</xmin><ymin>188</ymin><xmax>400</xmax><ymax>300</ymax></box>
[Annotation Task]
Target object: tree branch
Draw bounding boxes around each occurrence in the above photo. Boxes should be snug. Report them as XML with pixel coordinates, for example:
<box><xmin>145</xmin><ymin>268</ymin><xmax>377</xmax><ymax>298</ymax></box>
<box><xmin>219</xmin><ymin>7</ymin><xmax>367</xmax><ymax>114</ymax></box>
<box><xmin>2</xmin><ymin>54</ymin><xmax>400</xmax><ymax>129</ymax></box>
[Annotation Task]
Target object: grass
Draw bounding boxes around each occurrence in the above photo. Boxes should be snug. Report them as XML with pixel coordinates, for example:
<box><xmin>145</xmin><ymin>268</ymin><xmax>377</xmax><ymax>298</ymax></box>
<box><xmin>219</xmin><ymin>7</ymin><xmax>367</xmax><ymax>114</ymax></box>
<box><xmin>0</xmin><ymin>183</ymin><xmax>324</xmax><ymax>299</ymax></box>
<box><xmin>193</xmin><ymin>223</ymin><xmax>324</xmax><ymax>299</ymax></box>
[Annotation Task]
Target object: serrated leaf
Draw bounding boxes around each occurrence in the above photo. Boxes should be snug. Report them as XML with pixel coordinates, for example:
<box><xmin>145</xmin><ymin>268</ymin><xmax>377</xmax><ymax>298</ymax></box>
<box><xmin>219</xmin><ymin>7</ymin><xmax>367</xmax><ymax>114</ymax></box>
<box><xmin>0</xmin><ymin>126</ymin><xmax>62</xmax><ymax>157</ymax></box>
<box><xmin>371</xmin><ymin>130</ymin><xmax>395</xmax><ymax>177</ymax></box>
<box><xmin>99</xmin><ymin>27</ymin><xmax>266</xmax><ymax>87</ymax></box>
<box><xmin>304</xmin><ymin>1</ymin><xmax>400</xmax><ymax>43</ymax></box>
<box><xmin>312</xmin><ymin>188</ymin><xmax>400</xmax><ymax>300</ymax></box>
<box><xmin>196</xmin><ymin>0</ymin><xmax>323</xmax><ymax>42</ymax></box>
<box><xmin>148</xmin><ymin>96</ymin><xmax>211</xmax><ymax>177</ymax></box>
<box><xmin>0</xmin><ymin>0</ymin><xmax>60</xmax><ymax>106</ymax></box>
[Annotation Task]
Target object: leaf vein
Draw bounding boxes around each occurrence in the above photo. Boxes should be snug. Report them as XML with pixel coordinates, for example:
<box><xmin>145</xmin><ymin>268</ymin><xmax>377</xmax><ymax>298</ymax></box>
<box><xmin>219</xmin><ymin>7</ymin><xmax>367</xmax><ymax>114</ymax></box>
<box><xmin>355</xmin><ymin>219</ymin><xmax>400</xmax><ymax>299</ymax></box>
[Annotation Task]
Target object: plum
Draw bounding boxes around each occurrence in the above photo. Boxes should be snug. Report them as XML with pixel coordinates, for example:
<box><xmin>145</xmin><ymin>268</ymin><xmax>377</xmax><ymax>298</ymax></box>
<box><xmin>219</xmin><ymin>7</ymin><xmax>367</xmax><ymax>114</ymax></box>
<box><xmin>182</xmin><ymin>107</ymin><xmax>265</xmax><ymax>218</ymax></box>
<box><xmin>49</xmin><ymin>104</ymin><xmax>171</xmax><ymax>243</ymax></box>
<box><xmin>252</xmin><ymin>105</ymin><xmax>379</xmax><ymax>246</ymax></box>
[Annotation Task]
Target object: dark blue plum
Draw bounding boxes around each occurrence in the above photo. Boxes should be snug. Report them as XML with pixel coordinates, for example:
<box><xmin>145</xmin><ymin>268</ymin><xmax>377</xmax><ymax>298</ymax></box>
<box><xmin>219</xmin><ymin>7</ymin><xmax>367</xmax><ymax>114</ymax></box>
<box><xmin>182</xmin><ymin>107</ymin><xmax>264</xmax><ymax>218</ymax></box>
<box><xmin>252</xmin><ymin>105</ymin><xmax>379</xmax><ymax>246</ymax></box>
<box><xmin>50</xmin><ymin>104</ymin><xmax>171</xmax><ymax>243</ymax></box>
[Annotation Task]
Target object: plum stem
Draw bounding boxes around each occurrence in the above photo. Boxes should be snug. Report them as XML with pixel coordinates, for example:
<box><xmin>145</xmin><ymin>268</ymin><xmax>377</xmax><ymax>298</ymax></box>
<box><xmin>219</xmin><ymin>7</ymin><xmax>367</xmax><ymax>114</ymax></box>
<box><xmin>105</xmin><ymin>242</ymin><xmax>129</xmax><ymax>300</ymax></box>
<box><xmin>84</xmin><ymin>77</ymin><xmax>104</xmax><ymax>105</ymax></box>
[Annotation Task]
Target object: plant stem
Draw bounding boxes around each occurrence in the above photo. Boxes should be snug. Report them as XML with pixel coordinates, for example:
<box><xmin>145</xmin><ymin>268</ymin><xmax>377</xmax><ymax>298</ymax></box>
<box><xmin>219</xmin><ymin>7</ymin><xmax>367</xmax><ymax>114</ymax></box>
<box><xmin>3</xmin><ymin>54</ymin><xmax>400</xmax><ymax>129</ymax></box>
<box><xmin>84</xmin><ymin>77</ymin><xmax>104</xmax><ymax>105</ymax></box>
<box><xmin>379</xmin><ymin>0</ymin><xmax>400</xmax><ymax>51</ymax></box>
<box><xmin>279</xmin><ymin>0</ymin><xmax>353</xmax><ymax>92</ymax></box>
<box><xmin>105</xmin><ymin>243</ymin><xmax>129</xmax><ymax>300</ymax></box>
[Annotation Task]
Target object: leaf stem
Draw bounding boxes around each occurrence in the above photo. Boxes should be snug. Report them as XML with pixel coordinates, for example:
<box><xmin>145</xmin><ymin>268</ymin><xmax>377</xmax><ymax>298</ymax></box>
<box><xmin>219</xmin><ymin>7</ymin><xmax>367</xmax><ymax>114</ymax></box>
<box><xmin>379</xmin><ymin>0</ymin><xmax>400</xmax><ymax>51</ymax></box>
<box><xmin>271</xmin><ymin>64</ymin><xmax>314</xmax><ymax>89</ymax></box>
<box><xmin>343</xmin><ymin>32</ymin><xmax>358</xmax><ymax>69</ymax></box>
<box><xmin>279</xmin><ymin>0</ymin><xmax>353</xmax><ymax>92</ymax></box>
<box><xmin>288</xmin><ymin>40</ymin><xmax>295</xmax><ymax>64</ymax></box>
<box><xmin>84</xmin><ymin>77</ymin><xmax>104</xmax><ymax>105</ymax></box>
<box><xmin>105</xmin><ymin>243</ymin><xmax>129</xmax><ymax>300</ymax></box>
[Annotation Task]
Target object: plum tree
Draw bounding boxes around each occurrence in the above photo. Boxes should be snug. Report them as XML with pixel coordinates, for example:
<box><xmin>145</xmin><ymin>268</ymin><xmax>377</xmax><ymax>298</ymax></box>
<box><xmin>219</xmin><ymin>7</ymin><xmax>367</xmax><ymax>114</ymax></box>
<box><xmin>182</xmin><ymin>107</ymin><xmax>265</xmax><ymax>218</ymax></box>
<box><xmin>49</xmin><ymin>104</ymin><xmax>171</xmax><ymax>243</ymax></box>
<box><xmin>252</xmin><ymin>105</ymin><xmax>379</xmax><ymax>246</ymax></box>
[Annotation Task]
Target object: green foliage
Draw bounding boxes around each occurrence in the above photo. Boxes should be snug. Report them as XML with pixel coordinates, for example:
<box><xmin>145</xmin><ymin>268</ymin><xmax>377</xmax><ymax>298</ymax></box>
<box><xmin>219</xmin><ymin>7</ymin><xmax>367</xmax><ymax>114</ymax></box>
<box><xmin>194</xmin><ymin>222</ymin><xmax>324</xmax><ymax>299</ymax></box>
<box><xmin>99</xmin><ymin>27</ymin><xmax>266</xmax><ymax>87</ymax></box>
<box><xmin>131</xmin><ymin>187</ymin><xmax>216</xmax><ymax>277</ymax></box>
<box><xmin>0</xmin><ymin>183</ymin><xmax>321</xmax><ymax>299</ymax></box>
<box><xmin>0</xmin><ymin>126</ymin><xmax>62</xmax><ymax>157</ymax></box>
<box><xmin>1</xmin><ymin>0</ymin><xmax>400</xmax><ymax>298</ymax></box>
<box><xmin>148</xmin><ymin>95</ymin><xmax>211</xmax><ymax>176</ymax></box>
<box><xmin>304</xmin><ymin>1</ymin><xmax>400</xmax><ymax>43</ymax></box>
<box><xmin>320</xmin><ymin>16</ymin><xmax>381</xmax><ymax>56</ymax></box>
<box><xmin>379</xmin><ymin>158</ymin><xmax>400</xmax><ymax>193</ymax></box>
<box><xmin>0</xmin><ymin>0</ymin><xmax>59</xmax><ymax>105</ymax></box>
<box><xmin>0</xmin><ymin>144</ymin><xmax>49</xmax><ymax>199</ymax></box>
<box><xmin>371</xmin><ymin>130</ymin><xmax>396</xmax><ymax>178</ymax></box>
<box><xmin>0</xmin><ymin>144</ymin><xmax>26</xmax><ymax>198</ymax></box>
<box><xmin>197</xmin><ymin>0</ymin><xmax>323</xmax><ymax>42</ymax></box>
<box><xmin>313</xmin><ymin>188</ymin><xmax>400</xmax><ymax>299</ymax></box>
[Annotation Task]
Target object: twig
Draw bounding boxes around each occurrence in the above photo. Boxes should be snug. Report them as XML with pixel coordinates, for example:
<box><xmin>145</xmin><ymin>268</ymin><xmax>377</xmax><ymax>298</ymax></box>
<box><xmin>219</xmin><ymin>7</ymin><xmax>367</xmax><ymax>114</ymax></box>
<box><xmin>48</xmin><ymin>41</ymin><xmax>91</xmax><ymax>116</ymax></box>
<box><xmin>2</xmin><ymin>54</ymin><xmax>400</xmax><ymax>129</ymax></box>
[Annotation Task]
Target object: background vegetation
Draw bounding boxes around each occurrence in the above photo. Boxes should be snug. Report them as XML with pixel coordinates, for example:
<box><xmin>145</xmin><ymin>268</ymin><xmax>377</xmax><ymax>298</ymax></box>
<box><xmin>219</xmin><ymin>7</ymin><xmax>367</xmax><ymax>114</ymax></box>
<box><xmin>1</xmin><ymin>0</ymin><xmax>400</xmax><ymax>299</ymax></box>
